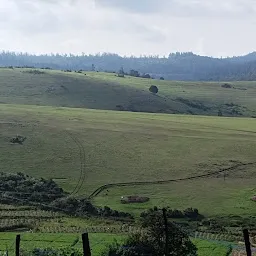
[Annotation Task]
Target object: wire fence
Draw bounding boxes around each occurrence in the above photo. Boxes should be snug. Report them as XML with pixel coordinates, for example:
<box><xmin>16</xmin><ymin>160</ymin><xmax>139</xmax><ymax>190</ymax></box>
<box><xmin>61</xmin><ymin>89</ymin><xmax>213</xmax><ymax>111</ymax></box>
<box><xmin>0</xmin><ymin>230</ymin><xmax>255</xmax><ymax>256</ymax></box>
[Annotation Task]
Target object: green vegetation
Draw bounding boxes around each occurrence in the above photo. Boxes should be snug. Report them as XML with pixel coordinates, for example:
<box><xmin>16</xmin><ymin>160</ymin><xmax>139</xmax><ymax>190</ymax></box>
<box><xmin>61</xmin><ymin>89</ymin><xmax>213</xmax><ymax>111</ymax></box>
<box><xmin>0</xmin><ymin>68</ymin><xmax>255</xmax><ymax>254</ymax></box>
<box><xmin>193</xmin><ymin>239</ymin><xmax>232</xmax><ymax>256</ymax></box>
<box><xmin>0</xmin><ymin>172</ymin><xmax>133</xmax><ymax>223</ymax></box>
<box><xmin>0</xmin><ymin>172</ymin><xmax>66</xmax><ymax>204</ymax></box>
<box><xmin>2</xmin><ymin>51</ymin><xmax>256</xmax><ymax>81</ymax></box>
<box><xmin>140</xmin><ymin>207</ymin><xmax>204</xmax><ymax>221</ymax></box>
<box><xmin>0</xmin><ymin>233</ymin><xmax>125</xmax><ymax>256</ymax></box>
<box><xmin>0</xmin><ymin>68</ymin><xmax>256</xmax><ymax>116</ymax></box>
<box><xmin>0</xmin><ymin>103</ymin><xmax>255</xmax><ymax>218</ymax></box>
<box><xmin>0</xmin><ymin>233</ymin><xmax>233</xmax><ymax>256</ymax></box>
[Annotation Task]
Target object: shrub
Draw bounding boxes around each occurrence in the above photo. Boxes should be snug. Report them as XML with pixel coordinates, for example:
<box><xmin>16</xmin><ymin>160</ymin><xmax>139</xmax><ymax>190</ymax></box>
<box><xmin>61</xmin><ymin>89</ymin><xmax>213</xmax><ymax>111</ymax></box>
<box><xmin>141</xmin><ymin>207</ymin><xmax>204</xmax><ymax>221</ymax></box>
<box><xmin>141</xmin><ymin>74</ymin><xmax>151</xmax><ymax>79</ymax></box>
<box><xmin>149</xmin><ymin>85</ymin><xmax>158</xmax><ymax>94</ymax></box>
<box><xmin>129</xmin><ymin>70</ymin><xmax>140</xmax><ymax>77</ymax></box>
<box><xmin>160</xmin><ymin>77</ymin><xmax>165</xmax><ymax>80</ymax></box>
<box><xmin>23</xmin><ymin>70</ymin><xmax>45</xmax><ymax>75</ymax></box>
<box><xmin>22</xmin><ymin>247</ymin><xmax>82</xmax><ymax>256</ymax></box>
<box><xmin>10</xmin><ymin>135</ymin><xmax>26</xmax><ymax>144</ymax></box>
<box><xmin>103</xmin><ymin>210</ymin><xmax>197</xmax><ymax>256</ymax></box>
<box><xmin>221</xmin><ymin>83</ymin><xmax>232</xmax><ymax>88</ymax></box>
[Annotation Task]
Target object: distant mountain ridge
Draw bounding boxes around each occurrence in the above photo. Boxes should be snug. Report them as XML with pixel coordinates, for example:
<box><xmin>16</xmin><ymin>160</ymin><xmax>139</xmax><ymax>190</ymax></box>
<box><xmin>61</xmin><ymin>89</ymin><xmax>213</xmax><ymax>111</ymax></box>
<box><xmin>1</xmin><ymin>51</ymin><xmax>256</xmax><ymax>81</ymax></box>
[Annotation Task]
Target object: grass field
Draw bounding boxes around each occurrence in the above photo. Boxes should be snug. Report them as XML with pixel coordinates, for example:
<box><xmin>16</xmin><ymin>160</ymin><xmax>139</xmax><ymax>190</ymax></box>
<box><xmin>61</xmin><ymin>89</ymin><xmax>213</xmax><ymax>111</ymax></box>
<box><xmin>0</xmin><ymin>104</ymin><xmax>255</xmax><ymax>217</ymax></box>
<box><xmin>0</xmin><ymin>69</ymin><xmax>256</xmax><ymax>254</ymax></box>
<box><xmin>0</xmin><ymin>232</ymin><xmax>234</xmax><ymax>256</ymax></box>
<box><xmin>0</xmin><ymin>68</ymin><xmax>256</xmax><ymax>117</ymax></box>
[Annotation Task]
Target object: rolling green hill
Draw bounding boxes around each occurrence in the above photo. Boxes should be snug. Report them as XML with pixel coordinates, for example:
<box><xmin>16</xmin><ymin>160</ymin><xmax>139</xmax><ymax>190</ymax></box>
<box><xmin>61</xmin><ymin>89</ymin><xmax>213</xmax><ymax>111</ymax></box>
<box><xmin>1</xmin><ymin>68</ymin><xmax>256</xmax><ymax>117</ymax></box>
<box><xmin>1</xmin><ymin>104</ymin><xmax>255</xmax><ymax>217</ymax></box>
<box><xmin>0</xmin><ymin>66</ymin><xmax>256</xmax><ymax>248</ymax></box>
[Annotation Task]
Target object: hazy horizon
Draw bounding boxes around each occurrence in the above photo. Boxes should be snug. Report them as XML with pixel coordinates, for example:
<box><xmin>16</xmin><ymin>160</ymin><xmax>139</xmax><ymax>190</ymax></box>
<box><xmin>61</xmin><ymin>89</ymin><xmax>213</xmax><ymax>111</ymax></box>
<box><xmin>1</xmin><ymin>0</ymin><xmax>256</xmax><ymax>58</ymax></box>
<box><xmin>1</xmin><ymin>50</ymin><xmax>256</xmax><ymax>59</ymax></box>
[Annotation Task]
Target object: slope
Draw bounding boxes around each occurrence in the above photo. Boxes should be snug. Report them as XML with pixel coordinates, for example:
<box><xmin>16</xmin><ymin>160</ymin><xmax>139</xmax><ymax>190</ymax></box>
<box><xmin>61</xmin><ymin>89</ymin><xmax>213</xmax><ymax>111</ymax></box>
<box><xmin>1</xmin><ymin>104</ymin><xmax>255</xmax><ymax>216</ymax></box>
<box><xmin>1</xmin><ymin>68</ymin><xmax>256</xmax><ymax>117</ymax></box>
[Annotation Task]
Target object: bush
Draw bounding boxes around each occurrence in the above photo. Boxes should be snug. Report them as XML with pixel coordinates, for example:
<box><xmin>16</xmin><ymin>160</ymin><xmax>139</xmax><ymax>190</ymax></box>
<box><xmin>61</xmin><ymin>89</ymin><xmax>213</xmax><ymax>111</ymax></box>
<box><xmin>23</xmin><ymin>70</ymin><xmax>45</xmax><ymax>75</ymax></box>
<box><xmin>149</xmin><ymin>85</ymin><xmax>158</xmax><ymax>94</ymax></box>
<box><xmin>49</xmin><ymin>197</ymin><xmax>133</xmax><ymax>219</ymax></box>
<box><xmin>22</xmin><ymin>247</ymin><xmax>82</xmax><ymax>256</ymax></box>
<box><xmin>160</xmin><ymin>77</ymin><xmax>164</xmax><ymax>80</ymax></box>
<box><xmin>129</xmin><ymin>70</ymin><xmax>140</xmax><ymax>77</ymax></box>
<box><xmin>103</xmin><ymin>210</ymin><xmax>197</xmax><ymax>256</ymax></box>
<box><xmin>0</xmin><ymin>172</ymin><xmax>133</xmax><ymax>220</ymax></box>
<box><xmin>141</xmin><ymin>207</ymin><xmax>204</xmax><ymax>221</ymax></box>
<box><xmin>141</xmin><ymin>74</ymin><xmax>151</xmax><ymax>79</ymax></box>
<box><xmin>221</xmin><ymin>83</ymin><xmax>232</xmax><ymax>88</ymax></box>
<box><xmin>0</xmin><ymin>172</ymin><xmax>66</xmax><ymax>205</ymax></box>
<box><xmin>218</xmin><ymin>110</ymin><xmax>223</xmax><ymax>116</ymax></box>
<box><xmin>10</xmin><ymin>135</ymin><xmax>26</xmax><ymax>144</ymax></box>
<box><xmin>116</xmin><ymin>105</ymin><xmax>125</xmax><ymax>111</ymax></box>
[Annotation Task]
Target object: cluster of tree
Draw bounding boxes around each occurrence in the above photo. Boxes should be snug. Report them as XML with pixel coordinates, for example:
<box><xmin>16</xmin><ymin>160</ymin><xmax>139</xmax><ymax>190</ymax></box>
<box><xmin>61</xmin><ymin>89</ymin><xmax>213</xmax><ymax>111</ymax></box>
<box><xmin>1</xmin><ymin>51</ymin><xmax>256</xmax><ymax>81</ymax></box>
<box><xmin>0</xmin><ymin>172</ymin><xmax>133</xmax><ymax>220</ymax></box>
<box><xmin>49</xmin><ymin>197</ymin><xmax>133</xmax><ymax>219</ymax></box>
<box><xmin>0</xmin><ymin>172</ymin><xmax>66</xmax><ymax>204</ymax></box>
<box><xmin>117</xmin><ymin>68</ymin><xmax>152</xmax><ymax>79</ymax></box>
<box><xmin>149</xmin><ymin>85</ymin><xmax>159</xmax><ymax>94</ymax></box>
<box><xmin>102</xmin><ymin>209</ymin><xmax>197</xmax><ymax>256</ymax></box>
<box><xmin>140</xmin><ymin>207</ymin><xmax>204</xmax><ymax>221</ymax></box>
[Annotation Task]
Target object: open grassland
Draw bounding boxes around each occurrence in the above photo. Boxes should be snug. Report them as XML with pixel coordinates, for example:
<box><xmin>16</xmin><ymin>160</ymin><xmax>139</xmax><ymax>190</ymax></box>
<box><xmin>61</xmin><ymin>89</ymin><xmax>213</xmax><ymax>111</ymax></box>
<box><xmin>0</xmin><ymin>232</ymin><xmax>235</xmax><ymax>256</ymax></box>
<box><xmin>0</xmin><ymin>104</ymin><xmax>255</xmax><ymax>217</ymax></box>
<box><xmin>0</xmin><ymin>68</ymin><xmax>256</xmax><ymax>116</ymax></box>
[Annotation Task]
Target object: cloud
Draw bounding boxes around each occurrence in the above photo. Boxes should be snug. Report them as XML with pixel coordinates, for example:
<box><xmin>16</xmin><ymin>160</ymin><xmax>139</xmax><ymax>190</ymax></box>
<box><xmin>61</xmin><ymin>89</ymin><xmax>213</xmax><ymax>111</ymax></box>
<box><xmin>96</xmin><ymin>0</ymin><xmax>171</xmax><ymax>13</ymax></box>
<box><xmin>0</xmin><ymin>0</ymin><xmax>255</xmax><ymax>57</ymax></box>
<box><xmin>97</xmin><ymin>0</ymin><xmax>256</xmax><ymax>18</ymax></box>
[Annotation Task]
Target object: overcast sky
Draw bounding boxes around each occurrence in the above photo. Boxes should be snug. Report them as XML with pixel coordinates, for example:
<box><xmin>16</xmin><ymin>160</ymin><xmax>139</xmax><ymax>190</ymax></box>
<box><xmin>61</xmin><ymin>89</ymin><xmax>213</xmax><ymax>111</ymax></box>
<box><xmin>0</xmin><ymin>0</ymin><xmax>256</xmax><ymax>57</ymax></box>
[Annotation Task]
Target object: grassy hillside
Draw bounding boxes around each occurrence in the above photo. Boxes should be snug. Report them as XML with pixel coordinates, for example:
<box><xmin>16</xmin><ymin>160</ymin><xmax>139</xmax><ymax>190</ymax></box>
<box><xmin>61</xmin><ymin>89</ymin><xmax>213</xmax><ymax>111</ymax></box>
<box><xmin>1</xmin><ymin>104</ymin><xmax>255</xmax><ymax>217</ymax></box>
<box><xmin>1</xmin><ymin>68</ymin><xmax>256</xmax><ymax>116</ymax></box>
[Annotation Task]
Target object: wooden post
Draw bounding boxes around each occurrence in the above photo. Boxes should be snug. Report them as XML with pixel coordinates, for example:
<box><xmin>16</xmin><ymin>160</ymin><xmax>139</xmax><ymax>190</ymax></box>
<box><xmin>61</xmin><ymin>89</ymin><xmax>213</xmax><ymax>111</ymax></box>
<box><xmin>82</xmin><ymin>233</ymin><xmax>91</xmax><ymax>256</ymax></box>
<box><xmin>162</xmin><ymin>208</ymin><xmax>169</xmax><ymax>256</ymax></box>
<box><xmin>243</xmin><ymin>229</ymin><xmax>252</xmax><ymax>256</ymax></box>
<box><xmin>15</xmin><ymin>235</ymin><xmax>20</xmax><ymax>256</ymax></box>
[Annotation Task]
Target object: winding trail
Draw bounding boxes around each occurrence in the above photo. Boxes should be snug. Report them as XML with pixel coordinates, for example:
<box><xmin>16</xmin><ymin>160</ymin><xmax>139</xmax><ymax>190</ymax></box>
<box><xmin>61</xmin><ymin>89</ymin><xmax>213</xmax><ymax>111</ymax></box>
<box><xmin>64</xmin><ymin>130</ymin><xmax>86</xmax><ymax>195</ymax></box>
<box><xmin>88</xmin><ymin>162</ymin><xmax>256</xmax><ymax>199</ymax></box>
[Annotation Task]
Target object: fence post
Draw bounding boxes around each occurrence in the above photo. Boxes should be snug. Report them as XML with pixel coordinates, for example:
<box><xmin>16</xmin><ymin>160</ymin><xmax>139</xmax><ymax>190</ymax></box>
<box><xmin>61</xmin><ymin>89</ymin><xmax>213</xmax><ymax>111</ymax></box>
<box><xmin>82</xmin><ymin>233</ymin><xmax>91</xmax><ymax>256</ymax></box>
<box><xmin>243</xmin><ymin>229</ymin><xmax>252</xmax><ymax>256</ymax></box>
<box><xmin>162</xmin><ymin>208</ymin><xmax>169</xmax><ymax>256</ymax></box>
<box><xmin>15</xmin><ymin>235</ymin><xmax>20</xmax><ymax>256</ymax></box>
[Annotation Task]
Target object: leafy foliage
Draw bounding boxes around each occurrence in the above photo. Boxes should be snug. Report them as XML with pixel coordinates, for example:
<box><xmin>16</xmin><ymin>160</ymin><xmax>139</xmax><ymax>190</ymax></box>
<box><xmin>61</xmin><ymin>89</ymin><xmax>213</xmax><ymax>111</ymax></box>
<box><xmin>102</xmin><ymin>210</ymin><xmax>197</xmax><ymax>256</ymax></box>
<box><xmin>0</xmin><ymin>172</ymin><xmax>133</xmax><ymax>220</ymax></box>
<box><xmin>141</xmin><ymin>207</ymin><xmax>204</xmax><ymax>221</ymax></box>
<box><xmin>21</xmin><ymin>247</ymin><xmax>82</xmax><ymax>256</ymax></box>
<box><xmin>149</xmin><ymin>85</ymin><xmax>158</xmax><ymax>94</ymax></box>
<box><xmin>2</xmin><ymin>51</ymin><xmax>256</xmax><ymax>81</ymax></box>
<box><xmin>0</xmin><ymin>172</ymin><xmax>66</xmax><ymax>204</ymax></box>
<box><xmin>49</xmin><ymin>197</ymin><xmax>133</xmax><ymax>219</ymax></box>
<box><xmin>129</xmin><ymin>69</ymin><xmax>140</xmax><ymax>77</ymax></box>
<box><xmin>10</xmin><ymin>135</ymin><xmax>27</xmax><ymax>144</ymax></box>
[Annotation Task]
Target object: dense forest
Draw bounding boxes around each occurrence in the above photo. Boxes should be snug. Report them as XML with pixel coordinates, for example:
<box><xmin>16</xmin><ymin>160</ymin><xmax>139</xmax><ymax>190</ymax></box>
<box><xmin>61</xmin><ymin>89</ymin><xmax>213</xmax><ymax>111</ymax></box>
<box><xmin>1</xmin><ymin>51</ymin><xmax>256</xmax><ymax>81</ymax></box>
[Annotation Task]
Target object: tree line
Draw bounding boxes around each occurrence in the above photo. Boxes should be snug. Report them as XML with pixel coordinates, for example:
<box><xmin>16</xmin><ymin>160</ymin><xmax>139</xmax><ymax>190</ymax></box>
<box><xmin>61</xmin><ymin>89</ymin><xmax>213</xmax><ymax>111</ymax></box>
<box><xmin>1</xmin><ymin>51</ymin><xmax>256</xmax><ymax>81</ymax></box>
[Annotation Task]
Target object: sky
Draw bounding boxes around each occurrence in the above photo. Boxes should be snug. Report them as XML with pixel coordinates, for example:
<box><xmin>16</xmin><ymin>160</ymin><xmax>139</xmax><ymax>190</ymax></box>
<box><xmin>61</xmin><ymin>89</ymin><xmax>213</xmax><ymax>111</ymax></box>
<box><xmin>0</xmin><ymin>0</ymin><xmax>256</xmax><ymax>57</ymax></box>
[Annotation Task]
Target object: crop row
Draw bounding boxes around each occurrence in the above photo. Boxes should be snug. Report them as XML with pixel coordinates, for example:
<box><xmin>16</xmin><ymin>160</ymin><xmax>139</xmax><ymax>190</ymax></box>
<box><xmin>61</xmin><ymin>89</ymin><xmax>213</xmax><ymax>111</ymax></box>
<box><xmin>0</xmin><ymin>210</ymin><xmax>64</xmax><ymax>218</ymax></box>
